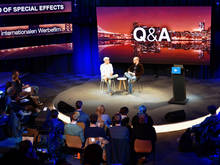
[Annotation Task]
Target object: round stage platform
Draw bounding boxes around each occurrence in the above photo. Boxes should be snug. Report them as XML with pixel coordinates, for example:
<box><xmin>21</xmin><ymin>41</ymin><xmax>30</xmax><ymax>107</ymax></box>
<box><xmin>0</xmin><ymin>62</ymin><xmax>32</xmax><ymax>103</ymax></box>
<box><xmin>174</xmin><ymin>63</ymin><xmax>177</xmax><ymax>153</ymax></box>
<box><xmin>53</xmin><ymin>76</ymin><xmax>220</xmax><ymax>133</ymax></box>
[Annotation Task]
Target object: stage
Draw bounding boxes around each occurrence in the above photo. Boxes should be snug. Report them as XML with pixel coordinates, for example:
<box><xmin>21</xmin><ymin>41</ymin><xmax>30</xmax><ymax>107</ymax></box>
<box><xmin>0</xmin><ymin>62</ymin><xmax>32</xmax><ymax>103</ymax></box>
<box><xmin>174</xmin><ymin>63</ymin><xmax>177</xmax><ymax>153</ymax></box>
<box><xmin>51</xmin><ymin>75</ymin><xmax>220</xmax><ymax>128</ymax></box>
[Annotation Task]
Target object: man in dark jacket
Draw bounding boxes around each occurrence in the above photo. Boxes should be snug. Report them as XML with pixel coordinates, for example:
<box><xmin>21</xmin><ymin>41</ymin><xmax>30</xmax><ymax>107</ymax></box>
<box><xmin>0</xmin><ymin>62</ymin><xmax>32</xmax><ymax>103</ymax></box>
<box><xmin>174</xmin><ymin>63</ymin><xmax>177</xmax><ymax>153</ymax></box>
<box><xmin>124</xmin><ymin>57</ymin><xmax>144</xmax><ymax>94</ymax></box>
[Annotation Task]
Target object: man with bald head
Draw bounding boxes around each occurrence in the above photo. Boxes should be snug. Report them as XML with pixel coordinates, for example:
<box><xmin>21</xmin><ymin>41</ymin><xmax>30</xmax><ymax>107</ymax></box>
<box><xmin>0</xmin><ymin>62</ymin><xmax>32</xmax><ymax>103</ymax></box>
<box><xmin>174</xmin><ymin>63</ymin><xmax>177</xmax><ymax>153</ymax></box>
<box><xmin>124</xmin><ymin>57</ymin><xmax>144</xmax><ymax>94</ymax></box>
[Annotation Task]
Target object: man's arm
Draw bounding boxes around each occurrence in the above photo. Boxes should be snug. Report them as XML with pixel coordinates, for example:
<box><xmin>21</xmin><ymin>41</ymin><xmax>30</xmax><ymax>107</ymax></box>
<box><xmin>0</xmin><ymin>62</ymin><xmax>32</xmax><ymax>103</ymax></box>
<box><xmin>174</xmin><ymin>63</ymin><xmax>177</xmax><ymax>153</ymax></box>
<box><xmin>79</xmin><ymin>128</ymin><xmax>85</xmax><ymax>143</ymax></box>
<box><xmin>100</xmin><ymin>64</ymin><xmax>107</xmax><ymax>79</ymax></box>
<box><xmin>110</xmin><ymin>64</ymin><xmax>113</xmax><ymax>76</ymax></box>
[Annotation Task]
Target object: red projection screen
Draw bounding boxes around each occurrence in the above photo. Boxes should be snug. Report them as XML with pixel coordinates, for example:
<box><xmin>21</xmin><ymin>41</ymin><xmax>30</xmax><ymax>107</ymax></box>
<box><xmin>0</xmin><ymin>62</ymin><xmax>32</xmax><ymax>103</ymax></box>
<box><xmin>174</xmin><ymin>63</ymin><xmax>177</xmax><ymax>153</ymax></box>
<box><xmin>96</xmin><ymin>7</ymin><xmax>211</xmax><ymax>65</ymax></box>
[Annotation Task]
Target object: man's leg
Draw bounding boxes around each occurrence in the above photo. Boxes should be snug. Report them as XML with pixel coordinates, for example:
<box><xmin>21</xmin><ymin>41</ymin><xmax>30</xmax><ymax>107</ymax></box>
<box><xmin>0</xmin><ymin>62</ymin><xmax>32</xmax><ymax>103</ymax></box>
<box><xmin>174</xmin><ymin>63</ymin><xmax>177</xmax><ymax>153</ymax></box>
<box><xmin>124</xmin><ymin>72</ymin><xmax>132</xmax><ymax>80</ymax></box>
<box><xmin>124</xmin><ymin>73</ymin><xmax>136</xmax><ymax>93</ymax></box>
<box><xmin>106</xmin><ymin>79</ymin><xmax>112</xmax><ymax>93</ymax></box>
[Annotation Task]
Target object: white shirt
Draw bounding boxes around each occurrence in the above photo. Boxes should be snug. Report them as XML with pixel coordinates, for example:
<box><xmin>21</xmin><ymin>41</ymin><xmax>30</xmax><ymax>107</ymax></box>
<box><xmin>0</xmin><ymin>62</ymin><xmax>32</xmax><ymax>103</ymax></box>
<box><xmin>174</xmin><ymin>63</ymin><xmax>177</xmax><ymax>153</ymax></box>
<box><xmin>100</xmin><ymin>63</ymin><xmax>113</xmax><ymax>79</ymax></box>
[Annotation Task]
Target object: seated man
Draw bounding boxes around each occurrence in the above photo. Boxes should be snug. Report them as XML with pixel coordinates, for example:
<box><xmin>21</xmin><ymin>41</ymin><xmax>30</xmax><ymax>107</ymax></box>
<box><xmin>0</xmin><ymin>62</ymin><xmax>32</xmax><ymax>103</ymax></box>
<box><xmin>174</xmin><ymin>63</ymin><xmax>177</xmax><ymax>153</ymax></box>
<box><xmin>124</xmin><ymin>57</ymin><xmax>144</xmax><ymax>94</ymax></box>
<box><xmin>107</xmin><ymin>113</ymin><xmax>130</xmax><ymax>165</ymax></box>
<box><xmin>64</xmin><ymin>111</ymin><xmax>85</xmax><ymax>143</ymax></box>
<box><xmin>75</xmin><ymin>100</ymin><xmax>89</xmax><ymax>127</ymax></box>
<box><xmin>84</xmin><ymin>113</ymin><xmax>107</xmax><ymax>140</ymax></box>
<box><xmin>100</xmin><ymin>57</ymin><xmax>118</xmax><ymax>94</ymax></box>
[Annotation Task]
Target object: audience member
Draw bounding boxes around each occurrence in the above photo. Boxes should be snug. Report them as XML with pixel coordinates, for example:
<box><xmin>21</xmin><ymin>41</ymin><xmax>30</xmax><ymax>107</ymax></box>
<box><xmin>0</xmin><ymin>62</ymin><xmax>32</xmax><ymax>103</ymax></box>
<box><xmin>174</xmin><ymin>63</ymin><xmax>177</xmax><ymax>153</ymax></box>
<box><xmin>47</xmin><ymin>109</ymin><xmax>65</xmax><ymax>161</ymax></box>
<box><xmin>96</xmin><ymin>105</ymin><xmax>111</xmax><ymax>128</ymax></box>
<box><xmin>0</xmin><ymin>96</ymin><xmax>9</xmax><ymax>140</ymax></box>
<box><xmin>189</xmin><ymin>105</ymin><xmax>220</xmax><ymax>155</ymax></box>
<box><xmin>75</xmin><ymin>100</ymin><xmax>89</xmax><ymax>127</ymax></box>
<box><xmin>84</xmin><ymin>113</ymin><xmax>106</xmax><ymax>140</ymax></box>
<box><xmin>132</xmin><ymin>105</ymin><xmax>154</xmax><ymax>128</ymax></box>
<box><xmin>132</xmin><ymin>114</ymin><xmax>157</xmax><ymax>143</ymax></box>
<box><xmin>64</xmin><ymin>111</ymin><xmax>85</xmax><ymax>143</ymax></box>
<box><xmin>107</xmin><ymin>113</ymin><xmax>130</xmax><ymax>165</ymax></box>
<box><xmin>19</xmin><ymin>140</ymin><xmax>38</xmax><ymax>160</ymax></box>
<box><xmin>0</xmin><ymin>140</ymin><xmax>40</xmax><ymax>165</ymax></box>
<box><xmin>109</xmin><ymin>113</ymin><xmax>129</xmax><ymax>140</ymax></box>
<box><xmin>193</xmin><ymin>105</ymin><xmax>220</xmax><ymax>129</ymax></box>
<box><xmin>119</xmin><ymin>106</ymin><xmax>130</xmax><ymax>127</ymax></box>
<box><xmin>83</xmin><ymin>144</ymin><xmax>103</xmax><ymax>165</ymax></box>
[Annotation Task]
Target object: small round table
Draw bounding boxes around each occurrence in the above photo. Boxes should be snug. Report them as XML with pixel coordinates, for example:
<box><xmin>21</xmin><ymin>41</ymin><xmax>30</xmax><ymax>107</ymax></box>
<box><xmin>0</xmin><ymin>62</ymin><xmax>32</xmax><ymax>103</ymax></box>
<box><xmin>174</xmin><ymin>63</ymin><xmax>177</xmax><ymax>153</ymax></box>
<box><xmin>117</xmin><ymin>77</ymin><xmax>127</xmax><ymax>91</ymax></box>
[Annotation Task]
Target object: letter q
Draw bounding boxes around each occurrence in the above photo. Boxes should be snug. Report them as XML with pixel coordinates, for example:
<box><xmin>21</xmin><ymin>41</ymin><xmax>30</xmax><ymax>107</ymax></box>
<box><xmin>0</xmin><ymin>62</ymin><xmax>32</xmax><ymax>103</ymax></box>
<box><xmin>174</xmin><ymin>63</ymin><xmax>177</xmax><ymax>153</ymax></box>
<box><xmin>133</xmin><ymin>27</ymin><xmax>146</xmax><ymax>42</ymax></box>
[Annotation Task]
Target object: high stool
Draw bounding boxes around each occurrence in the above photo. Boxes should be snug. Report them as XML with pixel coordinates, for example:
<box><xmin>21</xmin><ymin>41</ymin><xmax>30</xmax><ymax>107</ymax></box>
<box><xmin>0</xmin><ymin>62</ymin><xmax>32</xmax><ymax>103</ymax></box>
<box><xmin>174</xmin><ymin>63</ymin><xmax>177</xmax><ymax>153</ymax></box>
<box><xmin>134</xmin><ymin>78</ymin><xmax>143</xmax><ymax>92</ymax></box>
<box><xmin>100</xmin><ymin>79</ymin><xmax>116</xmax><ymax>93</ymax></box>
<box><xmin>117</xmin><ymin>77</ymin><xmax>127</xmax><ymax>91</ymax></box>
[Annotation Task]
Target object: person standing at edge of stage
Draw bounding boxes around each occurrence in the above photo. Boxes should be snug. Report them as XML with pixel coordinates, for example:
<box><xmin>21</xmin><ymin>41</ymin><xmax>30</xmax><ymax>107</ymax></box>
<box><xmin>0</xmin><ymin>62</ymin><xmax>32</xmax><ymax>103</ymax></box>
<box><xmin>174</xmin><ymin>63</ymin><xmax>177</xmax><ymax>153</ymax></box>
<box><xmin>100</xmin><ymin>57</ymin><xmax>118</xmax><ymax>95</ymax></box>
<box><xmin>124</xmin><ymin>57</ymin><xmax>144</xmax><ymax>94</ymax></box>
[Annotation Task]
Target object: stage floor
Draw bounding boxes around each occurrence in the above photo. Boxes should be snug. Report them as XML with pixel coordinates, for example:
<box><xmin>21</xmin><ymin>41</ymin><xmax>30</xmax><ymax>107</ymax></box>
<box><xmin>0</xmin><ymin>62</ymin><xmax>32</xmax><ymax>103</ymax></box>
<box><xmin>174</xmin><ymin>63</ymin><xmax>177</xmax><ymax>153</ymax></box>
<box><xmin>1</xmin><ymin>72</ymin><xmax>220</xmax><ymax>125</ymax></box>
<box><xmin>52</xmin><ymin>75</ymin><xmax>220</xmax><ymax>125</ymax></box>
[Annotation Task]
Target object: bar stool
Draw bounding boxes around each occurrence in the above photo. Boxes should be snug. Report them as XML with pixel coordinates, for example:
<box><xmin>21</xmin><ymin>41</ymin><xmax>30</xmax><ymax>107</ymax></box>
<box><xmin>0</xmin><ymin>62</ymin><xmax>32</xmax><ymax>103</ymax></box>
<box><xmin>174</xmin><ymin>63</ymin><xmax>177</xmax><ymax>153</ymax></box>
<box><xmin>100</xmin><ymin>79</ymin><xmax>116</xmax><ymax>93</ymax></box>
<box><xmin>134</xmin><ymin>78</ymin><xmax>143</xmax><ymax>92</ymax></box>
<box><xmin>117</xmin><ymin>77</ymin><xmax>127</xmax><ymax>91</ymax></box>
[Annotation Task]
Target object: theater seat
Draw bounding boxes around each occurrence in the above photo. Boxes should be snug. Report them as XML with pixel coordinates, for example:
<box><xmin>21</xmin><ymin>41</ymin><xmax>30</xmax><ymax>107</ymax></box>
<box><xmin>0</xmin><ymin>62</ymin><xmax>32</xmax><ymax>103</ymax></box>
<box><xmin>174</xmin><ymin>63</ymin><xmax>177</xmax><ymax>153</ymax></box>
<box><xmin>134</xmin><ymin>139</ymin><xmax>152</xmax><ymax>153</ymax></box>
<box><xmin>65</xmin><ymin>135</ymin><xmax>82</xmax><ymax>149</ymax></box>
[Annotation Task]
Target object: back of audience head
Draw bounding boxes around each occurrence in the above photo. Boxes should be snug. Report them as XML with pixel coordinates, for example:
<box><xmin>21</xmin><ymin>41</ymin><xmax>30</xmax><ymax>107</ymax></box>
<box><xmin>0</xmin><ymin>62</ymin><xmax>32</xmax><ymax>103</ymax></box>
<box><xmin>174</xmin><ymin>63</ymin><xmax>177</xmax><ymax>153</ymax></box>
<box><xmin>19</xmin><ymin>140</ymin><xmax>36</xmax><ymax>159</ymax></box>
<box><xmin>120</xmin><ymin>106</ymin><xmax>129</xmax><ymax>116</ymax></box>
<box><xmin>112</xmin><ymin>113</ymin><xmax>121</xmax><ymax>125</ymax></box>
<box><xmin>70</xmin><ymin>111</ymin><xmax>80</xmax><ymax>122</ymax></box>
<box><xmin>5</xmin><ymin>81</ymin><xmax>12</xmax><ymax>92</ymax></box>
<box><xmin>96</xmin><ymin>105</ymin><xmax>105</xmax><ymax>115</ymax></box>
<box><xmin>7</xmin><ymin>86</ymin><xmax>15</xmax><ymax>97</ymax></box>
<box><xmin>75</xmin><ymin>100</ymin><xmax>83</xmax><ymax>110</ymax></box>
<box><xmin>51</xmin><ymin>109</ymin><xmax>59</xmax><ymax>119</ymax></box>
<box><xmin>83</xmin><ymin>144</ymin><xmax>103</xmax><ymax>165</ymax></box>
<box><xmin>138</xmin><ymin>105</ymin><xmax>147</xmax><ymax>114</ymax></box>
<box><xmin>207</xmin><ymin>105</ymin><xmax>217</xmax><ymax>115</ymax></box>
<box><xmin>138</xmin><ymin>114</ymin><xmax>147</xmax><ymax>125</ymax></box>
<box><xmin>90</xmin><ymin>113</ymin><xmax>98</xmax><ymax>125</ymax></box>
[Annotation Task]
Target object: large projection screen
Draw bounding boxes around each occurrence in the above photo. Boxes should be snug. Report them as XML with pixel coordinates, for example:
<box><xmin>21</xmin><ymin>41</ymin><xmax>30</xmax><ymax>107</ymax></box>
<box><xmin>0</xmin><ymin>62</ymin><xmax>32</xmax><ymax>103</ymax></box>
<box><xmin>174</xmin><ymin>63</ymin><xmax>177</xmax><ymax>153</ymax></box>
<box><xmin>97</xmin><ymin>7</ymin><xmax>211</xmax><ymax>65</ymax></box>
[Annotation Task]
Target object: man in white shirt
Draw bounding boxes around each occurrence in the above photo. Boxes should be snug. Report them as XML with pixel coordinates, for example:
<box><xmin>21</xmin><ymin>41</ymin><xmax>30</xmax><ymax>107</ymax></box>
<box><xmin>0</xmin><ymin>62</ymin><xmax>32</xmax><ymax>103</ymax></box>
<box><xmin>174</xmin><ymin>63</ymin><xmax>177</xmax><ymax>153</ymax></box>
<box><xmin>100</xmin><ymin>57</ymin><xmax>118</xmax><ymax>94</ymax></box>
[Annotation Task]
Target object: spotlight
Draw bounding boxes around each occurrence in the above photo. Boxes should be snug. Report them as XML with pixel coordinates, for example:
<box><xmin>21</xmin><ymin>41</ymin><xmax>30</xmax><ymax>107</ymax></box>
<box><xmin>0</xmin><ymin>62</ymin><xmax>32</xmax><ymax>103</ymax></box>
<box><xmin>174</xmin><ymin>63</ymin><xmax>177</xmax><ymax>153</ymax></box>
<box><xmin>217</xmin><ymin>1</ymin><xmax>220</xmax><ymax>6</ymax></box>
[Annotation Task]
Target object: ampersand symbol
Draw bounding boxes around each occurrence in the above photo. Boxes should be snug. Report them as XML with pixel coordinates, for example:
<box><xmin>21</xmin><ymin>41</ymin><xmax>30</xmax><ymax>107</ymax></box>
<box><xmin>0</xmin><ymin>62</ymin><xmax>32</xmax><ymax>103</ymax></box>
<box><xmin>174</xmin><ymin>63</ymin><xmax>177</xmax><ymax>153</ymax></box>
<box><xmin>147</xmin><ymin>28</ymin><xmax>157</xmax><ymax>42</ymax></box>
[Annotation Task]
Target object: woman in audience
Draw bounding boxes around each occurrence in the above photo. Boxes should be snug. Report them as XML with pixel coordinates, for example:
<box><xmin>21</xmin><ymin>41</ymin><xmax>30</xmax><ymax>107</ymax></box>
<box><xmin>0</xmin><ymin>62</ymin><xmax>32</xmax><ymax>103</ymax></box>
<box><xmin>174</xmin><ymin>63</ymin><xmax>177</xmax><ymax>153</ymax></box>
<box><xmin>96</xmin><ymin>105</ymin><xmax>111</xmax><ymax>128</ymax></box>
<box><xmin>64</xmin><ymin>111</ymin><xmax>85</xmax><ymax>143</ymax></box>
<box><xmin>11</xmin><ymin>70</ymin><xmax>42</xmax><ymax>107</ymax></box>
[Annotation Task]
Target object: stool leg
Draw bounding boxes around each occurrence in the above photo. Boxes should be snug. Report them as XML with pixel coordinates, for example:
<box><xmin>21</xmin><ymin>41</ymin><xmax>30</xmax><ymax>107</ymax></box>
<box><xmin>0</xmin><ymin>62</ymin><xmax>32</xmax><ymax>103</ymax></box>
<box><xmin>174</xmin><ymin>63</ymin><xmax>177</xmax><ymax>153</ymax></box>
<box><xmin>123</xmin><ymin>80</ymin><xmax>126</xmax><ymax>90</ymax></box>
<box><xmin>100</xmin><ymin>81</ymin><xmax>104</xmax><ymax>93</ymax></box>
<box><xmin>119</xmin><ymin>80</ymin><xmax>122</xmax><ymax>90</ymax></box>
<box><xmin>112</xmin><ymin>80</ymin><xmax>116</xmax><ymax>92</ymax></box>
